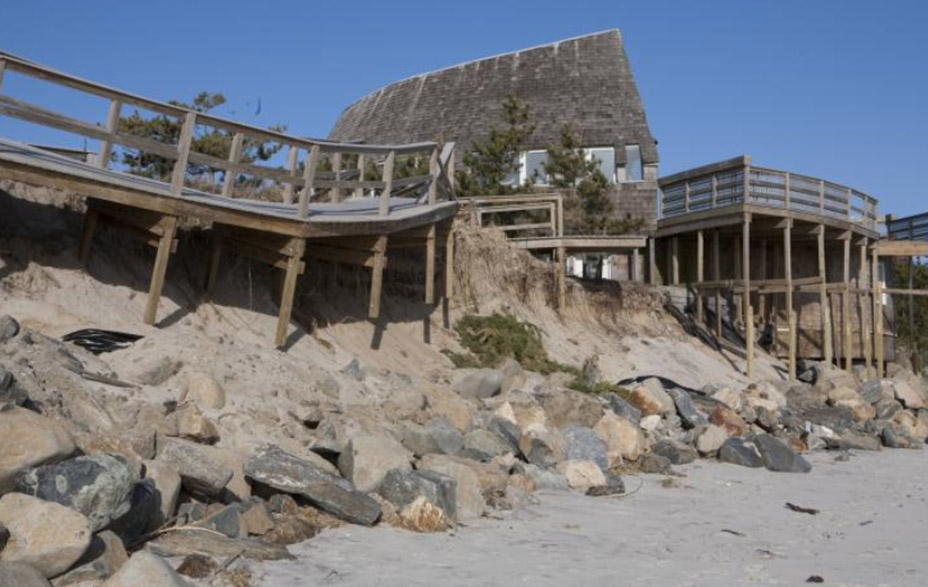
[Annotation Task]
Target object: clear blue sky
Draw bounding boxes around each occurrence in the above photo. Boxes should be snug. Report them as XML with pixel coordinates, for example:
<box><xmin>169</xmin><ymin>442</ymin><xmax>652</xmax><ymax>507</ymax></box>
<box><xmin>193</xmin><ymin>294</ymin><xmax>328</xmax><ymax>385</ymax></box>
<box><xmin>1</xmin><ymin>0</ymin><xmax>925</xmax><ymax>216</ymax></box>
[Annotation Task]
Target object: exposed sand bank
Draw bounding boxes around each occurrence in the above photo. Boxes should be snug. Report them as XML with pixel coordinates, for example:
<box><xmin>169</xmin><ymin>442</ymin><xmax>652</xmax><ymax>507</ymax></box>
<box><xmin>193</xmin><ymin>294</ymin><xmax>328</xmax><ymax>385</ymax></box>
<box><xmin>255</xmin><ymin>449</ymin><xmax>928</xmax><ymax>587</ymax></box>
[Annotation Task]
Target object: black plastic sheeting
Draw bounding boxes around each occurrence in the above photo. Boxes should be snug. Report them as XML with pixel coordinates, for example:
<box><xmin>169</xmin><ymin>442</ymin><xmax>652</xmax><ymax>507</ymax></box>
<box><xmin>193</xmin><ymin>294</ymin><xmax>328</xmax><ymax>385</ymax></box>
<box><xmin>615</xmin><ymin>375</ymin><xmax>704</xmax><ymax>396</ymax></box>
<box><xmin>62</xmin><ymin>329</ymin><xmax>143</xmax><ymax>354</ymax></box>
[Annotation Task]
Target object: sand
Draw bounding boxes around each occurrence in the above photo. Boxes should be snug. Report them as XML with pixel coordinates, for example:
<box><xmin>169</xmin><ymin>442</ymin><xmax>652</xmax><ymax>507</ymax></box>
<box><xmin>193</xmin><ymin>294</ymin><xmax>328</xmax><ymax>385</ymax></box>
<box><xmin>254</xmin><ymin>449</ymin><xmax>928</xmax><ymax>587</ymax></box>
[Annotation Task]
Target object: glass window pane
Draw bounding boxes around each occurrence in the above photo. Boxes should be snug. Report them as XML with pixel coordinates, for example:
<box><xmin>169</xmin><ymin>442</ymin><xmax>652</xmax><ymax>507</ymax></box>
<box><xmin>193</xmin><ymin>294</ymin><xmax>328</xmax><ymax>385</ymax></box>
<box><xmin>524</xmin><ymin>151</ymin><xmax>548</xmax><ymax>185</ymax></box>
<box><xmin>588</xmin><ymin>148</ymin><xmax>615</xmax><ymax>184</ymax></box>
<box><xmin>625</xmin><ymin>145</ymin><xmax>642</xmax><ymax>181</ymax></box>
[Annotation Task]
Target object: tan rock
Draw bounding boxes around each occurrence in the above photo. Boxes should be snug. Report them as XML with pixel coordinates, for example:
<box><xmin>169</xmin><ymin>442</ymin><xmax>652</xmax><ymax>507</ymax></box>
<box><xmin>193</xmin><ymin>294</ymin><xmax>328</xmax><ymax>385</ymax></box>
<box><xmin>893</xmin><ymin>381</ymin><xmax>926</xmax><ymax>410</ymax></box>
<box><xmin>337</xmin><ymin>435</ymin><xmax>411</xmax><ymax>493</ymax></box>
<box><xmin>746</xmin><ymin>382</ymin><xmax>788</xmax><ymax>409</ymax></box>
<box><xmin>696</xmin><ymin>425</ymin><xmax>728</xmax><ymax>456</ymax></box>
<box><xmin>593</xmin><ymin>412</ymin><xmax>644</xmax><ymax>463</ymax></box>
<box><xmin>509</xmin><ymin>400</ymin><xmax>548</xmax><ymax>433</ymax></box>
<box><xmin>828</xmin><ymin>386</ymin><xmax>862</xmax><ymax>405</ymax></box>
<box><xmin>835</xmin><ymin>398</ymin><xmax>876</xmax><ymax>423</ymax></box>
<box><xmin>416</xmin><ymin>456</ymin><xmax>485</xmax><ymax>520</ymax></box>
<box><xmin>628</xmin><ymin>386</ymin><xmax>673</xmax><ymax>417</ymax></box>
<box><xmin>399</xmin><ymin>497</ymin><xmax>449</xmax><ymax>533</ymax></box>
<box><xmin>709</xmin><ymin>405</ymin><xmax>747</xmax><ymax>437</ymax></box>
<box><xmin>0</xmin><ymin>493</ymin><xmax>92</xmax><ymax>578</ymax></box>
<box><xmin>492</xmin><ymin>402</ymin><xmax>518</xmax><ymax>425</ymax></box>
<box><xmin>421</xmin><ymin>385</ymin><xmax>474</xmax><ymax>433</ymax></box>
<box><xmin>915</xmin><ymin>411</ymin><xmax>928</xmax><ymax>442</ymax></box>
<box><xmin>171</xmin><ymin>403</ymin><xmax>220</xmax><ymax>444</ymax></box>
<box><xmin>419</xmin><ymin>454</ymin><xmax>507</xmax><ymax>496</ymax></box>
<box><xmin>180</xmin><ymin>372</ymin><xmax>226</xmax><ymax>410</ymax></box>
<box><xmin>100</xmin><ymin>551</ymin><xmax>189</xmax><ymax>586</ymax></box>
<box><xmin>893</xmin><ymin>410</ymin><xmax>919</xmax><ymax>438</ymax></box>
<box><xmin>555</xmin><ymin>460</ymin><xmax>606</xmax><ymax>490</ymax></box>
<box><xmin>542</xmin><ymin>390</ymin><xmax>604</xmax><ymax>429</ymax></box>
<box><xmin>0</xmin><ymin>407</ymin><xmax>75</xmax><ymax>493</ymax></box>
<box><xmin>710</xmin><ymin>387</ymin><xmax>744</xmax><ymax>411</ymax></box>
<box><xmin>143</xmin><ymin>460</ymin><xmax>182</xmax><ymax>531</ymax></box>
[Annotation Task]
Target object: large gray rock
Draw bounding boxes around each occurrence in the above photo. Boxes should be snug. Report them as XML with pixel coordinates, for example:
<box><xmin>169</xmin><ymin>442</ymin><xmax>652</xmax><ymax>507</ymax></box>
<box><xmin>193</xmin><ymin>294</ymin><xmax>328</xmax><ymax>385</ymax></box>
<box><xmin>892</xmin><ymin>380</ymin><xmax>926</xmax><ymax>409</ymax></box>
<box><xmin>156</xmin><ymin>438</ymin><xmax>232</xmax><ymax>498</ymax></box>
<box><xmin>109</xmin><ymin>480</ymin><xmax>162</xmax><ymax>542</ymax></box>
<box><xmin>450</xmin><ymin>368</ymin><xmax>503</xmax><ymax>399</ymax></box>
<box><xmin>51</xmin><ymin>530</ymin><xmax>128</xmax><ymax>586</ymax></box>
<box><xmin>378</xmin><ymin>469</ymin><xmax>457</xmax><ymax>522</ymax></box>
<box><xmin>755</xmin><ymin>434</ymin><xmax>812</xmax><ymax>473</ymax></box>
<box><xmin>401</xmin><ymin>419</ymin><xmax>464</xmax><ymax>458</ymax></box>
<box><xmin>542</xmin><ymin>390</ymin><xmax>605</xmax><ymax>429</ymax></box>
<box><xmin>875</xmin><ymin>398</ymin><xmax>903</xmax><ymax>420</ymax></box>
<box><xmin>604</xmin><ymin>392</ymin><xmax>642</xmax><ymax>424</ymax></box>
<box><xmin>667</xmin><ymin>388</ymin><xmax>708</xmax><ymax>429</ymax></box>
<box><xmin>718</xmin><ymin>438</ymin><xmax>764</xmax><ymax>468</ymax></box>
<box><xmin>0</xmin><ymin>408</ymin><xmax>75</xmax><ymax>494</ymax></box>
<box><xmin>800</xmin><ymin>406</ymin><xmax>855</xmax><ymax>433</ymax></box>
<box><xmin>142</xmin><ymin>460</ymin><xmax>182</xmax><ymax>532</ymax></box>
<box><xmin>460</xmin><ymin>429</ymin><xmax>513</xmax><ymax>461</ymax></box>
<box><xmin>651</xmin><ymin>439</ymin><xmax>698</xmax><ymax>465</ymax></box>
<box><xmin>0</xmin><ymin>562</ymin><xmax>51</xmax><ymax>587</ymax></box>
<box><xmin>518</xmin><ymin>428</ymin><xmax>565</xmax><ymax>468</ymax></box>
<box><xmin>416</xmin><ymin>456</ymin><xmax>485</xmax><ymax>520</ymax></box>
<box><xmin>513</xmin><ymin>463</ymin><xmax>569</xmax><ymax>491</ymax></box>
<box><xmin>14</xmin><ymin>453</ymin><xmax>138</xmax><ymax>532</ymax></box>
<box><xmin>560</xmin><ymin>425</ymin><xmax>609</xmax><ymax>472</ymax></box>
<box><xmin>825</xmin><ymin>431</ymin><xmax>882</xmax><ymax>451</ymax></box>
<box><xmin>0</xmin><ymin>493</ymin><xmax>92</xmax><ymax>578</ymax></box>
<box><xmin>337</xmin><ymin>435</ymin><xmax>411</xmax><ymax>493</ymax></box>
<box><xmin>0</xmin><ymin>364</ymin><xmax>27</xmax><ymax>409</ymax></box>
<box><xmin>244</xmin><ymin>445</ymin><xmax>381</xmax><ymax>526</ymax></box>
<box><xmin>146</xmin><ymin>528</ymin><xmax>292</xmax><ymax>561</ymax></box>
<box><xmin>486</xmin><ymin>417</ymin><xmax>521</xmax><ymax>453</ymax></box>
<box><xmin>100</xmin><ymin>551</ymin><xmax>191</xmax><ymax>587</ymax></box>
<box><xmin>0</xmin><ymin>316</ymin><xmax>19</xmax><ymax>344</ymax></box>
<box><xmin>858</xmin><ymin>379</ymin><xmax>883</xmax><ymax>404</ymax></box>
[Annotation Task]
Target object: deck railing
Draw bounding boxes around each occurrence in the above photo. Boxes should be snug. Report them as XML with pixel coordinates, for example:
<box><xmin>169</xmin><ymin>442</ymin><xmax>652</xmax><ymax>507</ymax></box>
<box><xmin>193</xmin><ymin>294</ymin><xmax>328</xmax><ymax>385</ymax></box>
<box><xmin>887</xmin><ymin>213</ymin><xmax>928</xmax><ymax>241</ymax></box>
<box><xmin>659</xmin><ymin>157</ymin><xmax>878</xmax><ymax>231</ymax></box>
<box><xmin>0</xmin><ymin>51</ymin><xmax>455</xmax><ymax>218</ymax></box>
<box><xmin>461</xmin><ymin>193</ymin><xmax>564</xmax><ymax>237</ymax></box>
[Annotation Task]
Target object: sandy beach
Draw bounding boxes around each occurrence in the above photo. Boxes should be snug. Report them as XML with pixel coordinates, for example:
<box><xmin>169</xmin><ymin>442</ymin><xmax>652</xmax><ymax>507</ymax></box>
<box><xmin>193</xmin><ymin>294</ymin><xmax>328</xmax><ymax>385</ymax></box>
<box><xmin>255</xmin><ymin>449</ymin><xmax>928</xmax><ymax>587</ymax></box>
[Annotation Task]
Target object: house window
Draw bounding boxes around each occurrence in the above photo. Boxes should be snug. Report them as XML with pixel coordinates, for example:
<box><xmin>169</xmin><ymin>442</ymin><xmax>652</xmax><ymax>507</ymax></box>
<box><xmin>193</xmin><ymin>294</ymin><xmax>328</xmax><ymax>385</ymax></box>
<box><xmin>586</xmin><ymin>147</ymin><xmax>616</xmax><ymax>184</ymax></box>
<box><xmin>625</xmin><ymin>144</ymin><xmax>643</xmax><ymax>182</ymax></box>
<box><xmin>523</xmin><ymin>150</ymin><xmax>549</xmax><ymax>185</ymax></box>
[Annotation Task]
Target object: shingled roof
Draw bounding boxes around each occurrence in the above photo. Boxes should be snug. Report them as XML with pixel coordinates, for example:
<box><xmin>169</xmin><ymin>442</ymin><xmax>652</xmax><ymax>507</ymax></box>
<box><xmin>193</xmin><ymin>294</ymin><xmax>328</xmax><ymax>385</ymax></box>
<box><xmin>327</xmin><ymin>30</ymin><xmax>658</xmax><ymax>165</ymax></box>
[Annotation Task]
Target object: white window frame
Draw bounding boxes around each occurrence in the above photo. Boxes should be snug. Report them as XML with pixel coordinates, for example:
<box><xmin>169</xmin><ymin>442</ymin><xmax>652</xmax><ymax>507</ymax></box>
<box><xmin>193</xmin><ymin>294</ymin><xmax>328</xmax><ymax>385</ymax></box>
<box><xmin>585</xmin><ymin>147</ymin><xmax>616</xmax><ymax>184</ymax></box>
<box><xmin>624</xmin><ymin>144</ymin><xmax>644</xmax><ymax>183</ymax></box>
<box><xmin>520</xmin><ymin>149</ymin><xmax>550</xmax><ymax>186</ymax></box>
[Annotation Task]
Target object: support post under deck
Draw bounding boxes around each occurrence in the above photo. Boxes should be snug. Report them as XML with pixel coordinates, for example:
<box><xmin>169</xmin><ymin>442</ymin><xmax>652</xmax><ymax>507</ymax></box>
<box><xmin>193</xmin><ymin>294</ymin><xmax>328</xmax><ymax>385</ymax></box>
<box><xmin>144</xmin><ymin>215</ymin><xmax>179</xmax><ymax>326</ymax></box>
<box><xmin>274</xmin><ymin>237</ymin><xmax>306</xmax><ymax>348</ymax></box>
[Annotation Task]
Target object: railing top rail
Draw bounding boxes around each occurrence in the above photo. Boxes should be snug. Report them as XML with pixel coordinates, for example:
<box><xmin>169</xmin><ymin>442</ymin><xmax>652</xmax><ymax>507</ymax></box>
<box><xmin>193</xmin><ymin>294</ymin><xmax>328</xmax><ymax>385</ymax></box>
<box><xmin>0</xmin><ymin>51</ymin><xmax>437</xmax><ymax>156</ymax></box>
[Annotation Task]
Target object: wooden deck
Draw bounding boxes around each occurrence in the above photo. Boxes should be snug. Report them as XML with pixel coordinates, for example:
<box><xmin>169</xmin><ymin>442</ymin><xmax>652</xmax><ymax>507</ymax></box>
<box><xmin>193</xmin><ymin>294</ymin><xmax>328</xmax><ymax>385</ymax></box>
<box><xmin>0</xmin><ymin>52</ymin><xmax>458</xmax><ymax>346</ymax></box>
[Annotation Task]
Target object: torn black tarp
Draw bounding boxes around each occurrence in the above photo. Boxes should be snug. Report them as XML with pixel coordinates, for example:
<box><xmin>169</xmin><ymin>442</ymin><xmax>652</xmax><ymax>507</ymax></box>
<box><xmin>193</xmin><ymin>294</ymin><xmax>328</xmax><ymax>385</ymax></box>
<box><xmin>62</xmin><ymin>329</ymin><xmax>143</xmax><ymax>354</ymax></box>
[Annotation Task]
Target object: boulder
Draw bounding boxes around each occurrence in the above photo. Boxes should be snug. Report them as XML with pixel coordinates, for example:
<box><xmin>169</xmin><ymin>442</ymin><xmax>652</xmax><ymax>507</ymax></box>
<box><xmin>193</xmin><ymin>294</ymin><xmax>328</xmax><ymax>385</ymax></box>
<box><xmin>746</xmin><ymin>382</ymin><xmax>788</xmax><ymax>409</ymax></box>
<box><xmin>826</xmin><ymin>431</ymin><xmax>882</xmax><ymax>451</ymax></box>
<box><xmin>423</xmin><ymin>418</ymin><xmax>464</xmax><ymax>456</ymax></box>
<box><xmin>486</xmin><ymin>417</ymin><xmax>521</xmax><ymax>453</ymax></box>
<box><xmin>0</xmin><ymin>364</ymin><xmax>27</xmax><ymax>409</ymax></box>
<box><xmin>586</xmin><ymin>473</ymin><xmax>626</xmax><ymax>497</ymax></box>
<box><xmin>156</xmin><ymin>438</ymin><xmax>232</xmax><ymax>498</ymax></box>
<box><xmin>497</xmin><ymin>358</ymin><xmax>526</xmax><ymax>394</ymax></box>
<box><xmin>171</xmin><ymin>403</ymin><xmax>220</xmax><ymax>444</ymax></box>
<box><xmin>244</xmin><ymin>445</ymin><xmax>381</xmax><ymax>526</ymax></box>
<box><xmin>667</xmin><ymin>389</ymin><xmax>708</xmax><ymax>429</ymax></box>
<box><xmin>0</xmin><ymin>493</ymin><xmax>91</xmax><ymax>578</ymax></box>
<box><xmin>100</xmin><ymin>551</ymin><xmax>190</xmax><ymax>587</ymax></box>
<box><xmin>131</xmin><ymin>357</ymin><xmax>184</xmax><ymax>387</ymax></box>
<box><xmin>337</xmin><ymin>435</ymin><xmax>411</xmax><ymax>493</ymax></box>
<box><xmin>800</xmin><ymin>406</ymin><xmax>855</xmax><ymax>433</ymax></box>
<box><xmin>695</xmin><ymin>425</ymin><xmax>728</xmax><ymax>456</ymax></box>
<box><xmin>518</xmin><ymin>427</ymin><xmax>565</xmax><ymax>468</ymax></box>
<box><xmin>709</xmin><ymin>405</ymin><xmax>747</xmax><ymax>437</ymax></box>
<box><xmin>755</xmin><ymin>434</ymin><xmax>812</xmax><ymax>473</ymax></box>
<box><xmin>450</xmin><ymin>368</ymin><xmax>503</xmax><ymax>399</ymax></box>
<box><xmin>513</xmin><ymin>463</ymin><xmax>568</xmax><ymax>491</ymax></box>
<box><xmin>858</xmin><ymin>379</ymin><xmax>883</xmax><ymax>404</ymax></box>
<box><xmin>0</xmin><ymin>562</ymin><xmax>50</xmax><ymax>587</ymax></box>
<box><xmin>651</xmin><ymin>439</ymin><xmax>698</xmax><ymax>465</ymax></box>
<box><xmin>593</xmin><ymin>412</ymin><xmax>644</xmax><ymax>464</ymax></box>
<box><xmin>559</xmin><ymin>425</ymin><xmax>608</xmax><ymax>472</ymax></box>
<box><xmin>109</xmin><ymin>479</ymin><xmax>161</xmax><ymax>542</ymax></box>
<box><xmin>638</xmin><ymin>453</ymin><xmax>672</xmax><ymax>474</ymax></box>
<box><xmin>893</xmin><ymin>380</ymin><xmax>926</xmax><ymax>410</ymax></box>
<box><xmin>460</xmin><ymin>429</ymin><xmax>513</xmax><ymax>461</ymax></box>
<box><xmin>421</xmin><ymin>386</ymin><xmax>475</xmax><ymax>433</ymax></box>
<box><xmin>401</xmin><ymin>422</ymin><xmax>441</xmax><ymax>457</ymax></box>
<box><xmin>639</xmin><ymin>414</ymin><xmax>662</xmax><ymax>433</ymax></box>
<box><xmin>180</xmin><ymin>372</ymin><xmax>225</xmax><ymax>410</ymax></box>
<box><xmin>875</xmin><ymin>398</ymin><xmax>903</xmax><ymax>421</ymax></box>
<box><xmin>142</xmin><ymin>460</ymin><xmax>182</xmax><ymax>532</ymax></box>
<box><xmin>0</xmin><ymin>408</ymin><xmax>75</xmax><ymax>493</ymax></box>
<box><xmin>51</xmin><ymin>530</ymin><xmax>127</xmax><ymax>586</ymax></box>
<box><xmin>415</xmin><ymin>456</ymin><xmax>485</xmax><ymax>520</ymax></box>
<box><xmin>378</xmin><ymin>469</ymin><xmax>457</xmax><ymax>522</ymax></box>
<box><xmin>708</xmin><ymin>385</ymin><xmax>744</xmax><ymax>411</ymax></box>
<box><xmin>827</xmin><ymin>386</ymin><xmax>862</xmax><ymax>405</ymax></box>
<box><xmin>14</xmin><ymin>453</ymin><xmax>138</xmax><ymax>532</ymax></box>
<box><xmin>197</xmin><ymin>504</ymin><xmax>244</xmax><ymax>539</ymax></box>
<box><xmin>508</xmin><ymin>399</ymin><xmax>548</xmax><ymax>433</ymax></box>
<box><xmin>834</xmin><ymin>398</ymin><xmax>876</xmax><ymax>423</ymax></box>
<box><xmin>628</xmin><ymin>386</ymin><xmax>674</xmax><ymax>417</ymax></box>
<box><xmin>555</xmin><ymin>460</ymin><xmax>606</xmax><ymax>490</ymax></box>
<box><xmin>418</xmin><ymin>454</ymin><xmax>507</xmax><ymax>497</ymax></box>
<box><xmin>398</xmin><ymin>497</ymin><xmax>450</xmax><ymax>532</ymax></box>
<box><xmin>881</xmin><ymin>425</ymin><xmax>914</xmax><ymax>449</ymax></box>
<box><xmin>146</xmin><ymin>528</ymin><xmax>292</xmax><ymax>562</ymax></box>
<box><xmin>915</xmin><ymin>410</ymin><xmax>928</xmax><ymax>442</ymax></box>
<box><xmin>603</xmin><ymin>392</ymin><xmax>642</xmax><ymax>424</ymax></box>
<box><xmin>541</xmin><ymin>390</ymin><xmax>604</xmax><ymax>429</ymax></box>
<box><xmin>718</xmin><ymin>438</ymin><xmax>764</xmax><ymax>468</ymax></box>
<box><xmin>0</xmin><ymin>316</ymin><xmax>19</xmax><ymax>343</ymax></box>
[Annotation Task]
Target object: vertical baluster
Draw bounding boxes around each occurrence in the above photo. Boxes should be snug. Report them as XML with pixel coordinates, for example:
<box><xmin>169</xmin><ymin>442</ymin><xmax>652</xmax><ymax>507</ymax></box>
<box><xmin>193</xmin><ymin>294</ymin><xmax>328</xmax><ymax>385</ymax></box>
<box><xmin>428</xmin><ymin>146</ymin><xmax>439</xmax><ymax>205</ymax></box>
<box><xmin>97</xmin><ymin>99</ymin><xmax>121</xmax><ymax>169</ymax></box>
<box><xmin>221</xmin><ymin>132</ymin><xmax>244</xmax><ymax>198</ymax></box>
<box><xmin>331</xmin><ymin>152</ymin><xmax>342</xmax><ymax>202</ymax></box>
<box><xmin>379</xmin><ymin>151</ymin><xmax>395</xmax><ymax>216</ymax></box>
<box><xmin>298</xmin><ymin>145</ymin><xmax>320</xmax><ymax>219</ymax></box>
<box><xmin>170</xmin><ymin>112</ymin><xmax>197</xmax><ymax>196</ymax></box>
<box><xmin>355</xmin><ymin>154</ymin><xmax>366</xmax><ymax>198</ymax></box>
<box><xmin>282</xmin><ymin>144</ymin><xmax>299</xmax><ymax>204</ymax></box>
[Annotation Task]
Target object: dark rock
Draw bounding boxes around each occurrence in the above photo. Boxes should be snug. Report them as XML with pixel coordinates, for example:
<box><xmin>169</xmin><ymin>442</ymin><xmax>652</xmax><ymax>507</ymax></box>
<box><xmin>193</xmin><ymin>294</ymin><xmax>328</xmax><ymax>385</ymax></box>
<box><xmin>49</xmin><ymin>530</ymin><xmax>127</xmax><ymax>586</ymax></box>
<box><xmin>110</xmin><ymin>479</ymin><xmax>159</xmax><ymax>542</ymax></box>
<box><xmin>176</xmin><ymin>554</ymin><xmax>218</xmax><ymax>579</ymax></box>
<box><xmin>874</xmin><ymin>398</ymin><xmax>903</xmax><ymax>420</ymax></box>
<box><xmin>667</xmin><ymin>389</ymin><xmax>708</xmax><ymax>429</ymax></box>
<box><xmin>755</xmin><ymin>406</ymin><xmax>781</xmax><ymax>432</ymax></box>
<box><xmin>858</xmin><ymin>379</ymin><xmax>883</xmax><ymax>404</ymax></box>
<box><xmin>378</xmin><ymin>469</ymin><xmax>457</xmax><ymax>521</ymax></box>
<box><xmin>0</xmin><ymin>365</ymin><xmax>27</xmax><ymax>408</ymax></box>
<box><xmin>176</xmin><ymin>502</ymin><xmax>208</xmax><ymax>524</ymax></box>
<box><xmin>146</xmin><ymin>528</ymin><xmax>293</xmax><ymax>561</ymax></box>
<box><xmin>637</xmin><ymin>453</ymin><xmax>672</xmax><ymax>474</ymax></box>
<box><xmin>0</xmin><ymin>562</ymin><xmax>50</xmax><ymax>587</ymax></box>
<box><xmin>244</xmin><ymin>444</ymin><xmax>381</xmax><ymax>526</ymax></box>
<box><xmin>156</xmin><ymin>438</ymin><xmax>233</xmax><ymax>498</ymax></box>
<box><xmin>604</xmin><ymin>392</ymin><xmax>642</xmax><ymax>424</ymax></box>
<box><xmin>486</xmin><ymin>417</ymin><xmax>521</xmax><ymax>453</ymax></box>
<box><xmin>560</xmin><ymin>425</ymin><xmax>609</xmax><ymax>472</ymax></box>
<box><xmin>197</xmin><ymin>504</ymin><xmax>243</xmax><ymax>539</ymax></box>
<box><xmin>263</xmin><ymin>514</ymin><xmax>321</xmax><ymax>545</ymax></box>
<box><xmin>268</xmin><ymin>494</ymin><xmax>299</xmax><ymax>516</ymax></box>
<box><xmin>718</xmin><ymin>438</ymin><xmax>764</xmax><ymax>468</ymax></box>
<box><xmin>460</xmin><ymin>429</ymin><xmax>512</xmax><ymax>461</ymax></box>
<box><xmin>14</xmin><ymin>453</ymin><xmax>138</xmax><ymax>532</ymax></box>
<box><xmin>800</xmin><ymin>406</ymin><xmax>855</xmax><ymax>433</ymax></box>
<box><xmin>651</xmin><ymin>439</ymin><xmax>698</xmax><ymax>465</ymax></box>
<box><xmin>342</xmin><ymin>358</ymin><xmax>363</xmax><ymax>381</ymax></box>
<box><xmin>426</xmin><ymin>418</ymin><xmax>464</xmax><ymax>456</ymax></box>
<box><xmin>755</xmin><ymin>434</ymin><xmax>812</xmax><ymax>473</ymax></box>
<box><xmin>881</xmin><ymin>425</ymin><xmax>913</xmax><ymax>449</ymax></box>
<box><xmin>826</xmin><ymin>431</ymin><xmax>882</xmax><ymax>451</ymax></box>
<box><xmin>0</xmin><ymin>316</ymin><xmax>20</xmax><ymax>343</ymax></box>
<box><xmin>0</xmin><ymin>522</ymin><xmax>8</xmax><ymax>551</ymax></box>
<box><xmin>585</xmin><ymin>474</ymin><xmax>625</xmax><ymax>497</ymax></box>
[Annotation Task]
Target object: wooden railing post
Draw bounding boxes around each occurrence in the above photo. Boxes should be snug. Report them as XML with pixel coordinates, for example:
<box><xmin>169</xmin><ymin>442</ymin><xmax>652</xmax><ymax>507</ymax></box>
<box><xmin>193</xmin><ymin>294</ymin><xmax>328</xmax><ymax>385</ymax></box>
<box><xmin>355</xmin><ymin>154</ymin><xmax>366</xmax><ymax>198</ymax></box>
<box><xmin>331</xmin><ymin>151</ymin><xmax>342</xmax><ymax>202</ymax></box>
<box><xmin>428</xmin><ymin>146</ymin><xmax>439</xmax><ymax>205</ymax></box>
<box><xmin>742</xmin><ymin>164</ymin><xmax>751</xmax><ymax>203</ymax></box>
<box><xmin>711</xmin><ymin>174</ymin><xmax>718</xmax><ymax>208</ymax></box>
<box><xmin>556</xmin><ymin>194</ymin><xmax>564</xmax><ymax>236</ymax></box>
<box><xmin>0</xmin><ymin>59</ymin><xmax>6</xmax><ymax>94</ymax></box>
<box><xmin>298</xmin><ymin>144</ymin><xmax>320</xmax><ymax>219</ymax></box>
<box><xmin>96</xmin><ymin>99</ymin><xmax>121</xmax><ymax>169</ymax></box>
<box><xmin>684</xmin><ymin>181</ymin><xmax>691</xmax><ymax>213</ymax></box>
<box><xmin>170</xmin><ymin>111</ymin><xmax>197</xmax><ymax>196</ymax></box>
<box><xmin>846</xmin><ymin>187</ymin><xmax>852</xmax><ymax>220</ymax></box>
<box><xmin>282</xmin><ymin>144</ymin><xmax>299</xmax><ymax>204</ymax></box>
<box><xmin>819</xmin><ymin>179</ymin><xmax>826</xmax><ymax>214</ymax></box>
<box><xmin>379</xmin><ymin>150</ymin><xmax>395</xmax><ymax>216</ymax></box>
<box><xmin>784</xmin><ymin>172</ymin><xmax>791</xmax><ymax>209</ymax></box>
<box><xmin>221</xmin><ymin>132</ymin><xmax>244</xmax><ymax>197</ymax></box>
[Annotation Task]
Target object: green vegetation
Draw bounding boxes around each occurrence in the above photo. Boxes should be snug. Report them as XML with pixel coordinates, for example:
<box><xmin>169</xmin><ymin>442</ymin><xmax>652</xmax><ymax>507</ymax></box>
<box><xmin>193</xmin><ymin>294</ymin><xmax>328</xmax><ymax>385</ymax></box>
<box><xmin>893</xmin><ymin>261</ymin><xmax>928</xmax><ymax>373</ymax></box>
<box><xmin>443</xmin><ymin>312</ymin><xmax>628</xmax><ymax>395</ymax></box>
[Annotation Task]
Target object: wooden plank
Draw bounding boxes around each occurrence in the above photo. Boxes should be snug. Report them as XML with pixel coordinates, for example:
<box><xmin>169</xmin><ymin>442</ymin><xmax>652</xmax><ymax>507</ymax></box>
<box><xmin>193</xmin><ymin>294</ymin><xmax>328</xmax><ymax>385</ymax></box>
<box><xmin>379</xmin><ymin>151</ymin><xmax>395</xmax><ymax>217</ymax></box>
<box><xmin>875</xmin><ymin>240</ymin><xmax>928</xmax><ymax>257</ymax></box>
<box><xmin>368</xmin><ymin>235</ymin><xmax>388</xmax><ymax>318</ymax></box>
<box><xmin>96</xmin><ymin>99</ymin><xmax>121</xmax><ymax>169</ymax></box>
<box><xmin>355</xmin><ymin>154</ymin><xmax>366</xmax><ymax>198</ymax></box>
<box><xmin>78</xmin><ymin>207</ymin><xmax>99</xmax><ymax>264</ymax></box>
<box><xmin>818</xmin><ymin>225</ymin><xmax>833</xmax><ymax>366</ymax></box>
<box><xmin>170</xmin><ymin>112</ymin><xmax>196</xmax><ymax>196</ymax></box>
<box><xmin>743</xmin><ymin>215</ymin><xmax>752</xmax><ymax>377</ymax></box>
<box><xmin>428</xmin><ymin>147</ymin><xmax>439</xmax><ymax>205</ymax></box>
<box><xmin>696</xmin><ymin>230</ymin><xmax>704</xmax><ymax>323</ymax></box>
<box><xmin>785</xmin><ymin>221</ymin><xmax>795</xmax><ymax>381</ymax></box>
<box><xmin>649</xmin><ymin>237</ymin><xmax>657</xmax><ymax>286</ymax></box>
<box><xmin>143</xmin><ymin>215</ymin><xmax>178</xmax><ymax>325</ymax></box>
<box><xmin>0</xmin><ymin>58</ymin><xmax>6</xmax><ymax>93</ymax></box>
<box><xmin>860</xmin><ymin>239</ymin><xmax>871</xmax><ymax>374</ymax></box>
<box><xmin>843</xmin><ymin>237</ymin><xmax>852</xmax><ymax>370</ymax></box>
<box><xmin>298</xmin><ymin>145</ymin><xmax>320</xmax><ymax>219</ymax></box>
<box><xmin>425</xmin><ymin>224</ymin><xmax>436</xmax><ymax>304</ymax></box>
<box><xmin>713</xmin><ymin>230</ymin><xmax>722</xmax><ymax>337</ymax></box>
<box><xmin>445</xmin><ymin>227</ymin><xmax>455</xmax><ymax>299</ymax></box>
<box><xmin>884</xmin><ymin>288</ymin><xmax>928</xmax><ymax>297</ymax></box>
<box><xmin>671</xmin><ymin>237</ymin><xmax>679</xmax><ymax>285</ymax></box>
<box><xmin>305</xmin><ymin>244</ymin><xmax>379</xmax><ymax>268</ymax></box>
<box><xmin>331</xmin><ymin>152</ymin><xmax>342</xmax><ymax>202</ymax></box>
<box><xmin>274</xmin><ymin>238</ymin><xmax>306</xmax><ymax>348</ymax></box>
<box><xmin>281</xmin><ymin>145</ymin><xmax>299</xmax><ymax>205</ymax></box>
<box><xmin>221</xmin><ymin>132</ymin><xmax>245</xmax><ymax>198</ymax></box>
<box><xmin>205</xmin><ymin>236</ymin><xmax>223</xmax><ymax>295</ymax></box>
<box><xmin>556</xmin><ymin>245</ymin><xmax>567</xmax><ymax>309</ymax></box>
<box><xmin>873</xmin><ymin>253</ymin><xmax>884</xmax><ymax>376</ymax></box>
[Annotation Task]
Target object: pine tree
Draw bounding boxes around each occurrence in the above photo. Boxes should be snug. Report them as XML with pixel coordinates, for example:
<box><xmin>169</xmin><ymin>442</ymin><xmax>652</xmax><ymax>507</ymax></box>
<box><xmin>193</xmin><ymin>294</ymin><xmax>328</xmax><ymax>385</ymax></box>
<box><xmin>456</xmin><ymin>96</ymin><xmax>535</xmax><ymax>196</ymax></box>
